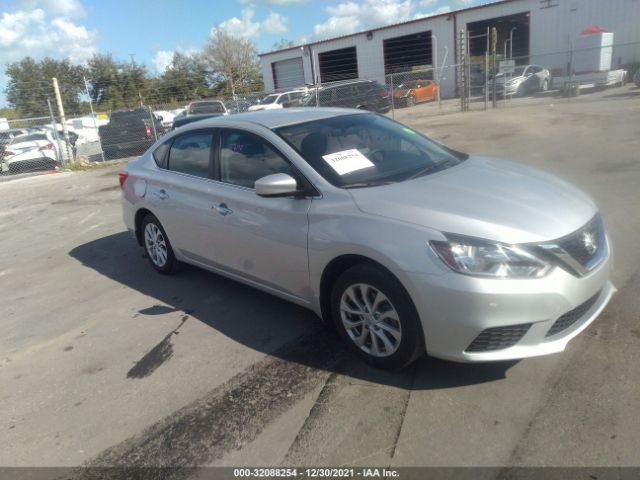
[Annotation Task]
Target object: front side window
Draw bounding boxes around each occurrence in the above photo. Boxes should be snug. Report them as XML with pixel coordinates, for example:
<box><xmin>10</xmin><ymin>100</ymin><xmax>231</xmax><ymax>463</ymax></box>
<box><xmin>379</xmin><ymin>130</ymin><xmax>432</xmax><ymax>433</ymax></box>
<box><xmin>219</xmin><ymin>130</ymin><xmax>294</xmax><ymax>188</ymax></box>
<box><xmin>167</xmin><ymin>131</ymin><xmax>212</xmax><ymax>178</ymax></box>
<box><xmin>275</xmin><ymin>113</ymin><xmax>467</xmax><ymax>188</ymax></box>
<box><xmin>261</xmin><ymin>94</ymin><xmax>278</xmax><ymax>105</ymax></box>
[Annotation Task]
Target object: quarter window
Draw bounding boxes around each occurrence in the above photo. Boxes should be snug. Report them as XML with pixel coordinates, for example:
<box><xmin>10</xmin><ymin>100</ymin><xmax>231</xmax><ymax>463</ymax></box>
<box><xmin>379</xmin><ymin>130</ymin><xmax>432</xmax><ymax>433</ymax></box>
<box><xmin>219</xmin><ymin>130</ymin><xmax>294</xmax><ymax>188</ymax></box>
<box><xmin>167</xmin><ymin>131</ymin><xmax>212</xmax><ymax>178</ymax></box>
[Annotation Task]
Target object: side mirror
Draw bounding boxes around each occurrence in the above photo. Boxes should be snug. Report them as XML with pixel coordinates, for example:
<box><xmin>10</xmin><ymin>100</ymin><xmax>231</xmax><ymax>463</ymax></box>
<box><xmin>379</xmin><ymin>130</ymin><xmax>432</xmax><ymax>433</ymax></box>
<box><xmin>255</xmin><ymin>173</ymin><xmax>299</xmax><ymax>197</ymax></box>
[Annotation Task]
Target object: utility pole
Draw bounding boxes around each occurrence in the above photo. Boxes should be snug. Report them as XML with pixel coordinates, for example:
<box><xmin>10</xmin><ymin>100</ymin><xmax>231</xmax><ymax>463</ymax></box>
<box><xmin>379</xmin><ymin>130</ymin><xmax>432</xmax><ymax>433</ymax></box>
<box><xmin>46</xmin><ymin>98</ymin><xmax>61</xmax><ymax>163</ymax></box>
<box><xmin>491</xmin><ymin>27</ymin><xmax>497</xmax><ymax>108</ymax></box>
<box><xmin>52</xmin><ymin>77</ymin><xmax>73</xmax><ymax>164</ymax></box>
<box><xmin>84</xmin><ymin>76</ymin><xmax>105</xmax><ymax>162</ymax></box>
<box><xmin>458</xmin><ymin>29</ymin><xmax>468</xmax><ymax>112</ymax></box>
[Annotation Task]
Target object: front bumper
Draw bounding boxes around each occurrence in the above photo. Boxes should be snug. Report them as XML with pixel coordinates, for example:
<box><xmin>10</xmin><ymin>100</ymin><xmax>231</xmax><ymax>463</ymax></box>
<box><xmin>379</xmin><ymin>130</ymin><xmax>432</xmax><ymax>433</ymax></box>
<box><xmin>484</xmin><ymin>83</ymin><xmax>520</xmax><ymax>95</ymax></box>
<box><xmin>405</xmin><ymin>245</ymin><xmax>614</xmax><ymax>362</ymax></box>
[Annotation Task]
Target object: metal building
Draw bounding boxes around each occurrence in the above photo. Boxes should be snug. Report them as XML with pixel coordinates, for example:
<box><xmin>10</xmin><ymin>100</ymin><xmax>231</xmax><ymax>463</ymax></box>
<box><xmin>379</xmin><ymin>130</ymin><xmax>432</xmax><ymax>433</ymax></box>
<box><xmin>259</xmin><ymin>0</ymin><xmax>640</xmax><ymax>99</ymax></box>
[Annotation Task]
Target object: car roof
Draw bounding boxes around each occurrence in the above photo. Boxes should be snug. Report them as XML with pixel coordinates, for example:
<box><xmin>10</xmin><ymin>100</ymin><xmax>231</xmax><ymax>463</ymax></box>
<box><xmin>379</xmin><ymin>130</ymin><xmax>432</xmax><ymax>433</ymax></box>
<box><xmin>189</xmin><ymin>107</ymin><xmax>369</xmax><ymax>129</ymax></box>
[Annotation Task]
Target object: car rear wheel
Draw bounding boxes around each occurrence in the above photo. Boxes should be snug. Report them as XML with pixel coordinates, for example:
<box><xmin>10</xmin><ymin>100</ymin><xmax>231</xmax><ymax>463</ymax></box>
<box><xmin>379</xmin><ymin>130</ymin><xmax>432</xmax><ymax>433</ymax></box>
<box><xmin>331</xmin><ymin>263</ymin><xmax>425</xmax><ymax>369</ymax></box>
<box><xmin>141</xmin><ymin>214</ymin><xmax>178</xmax><ymax>274</ymax></box>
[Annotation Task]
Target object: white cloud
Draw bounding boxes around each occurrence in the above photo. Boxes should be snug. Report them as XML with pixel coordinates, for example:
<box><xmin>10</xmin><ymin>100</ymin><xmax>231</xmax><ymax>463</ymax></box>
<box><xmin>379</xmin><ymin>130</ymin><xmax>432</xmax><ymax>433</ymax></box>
<box><xmin>413</xmin><ymin>5</ymin><xmax>451</xmax><ymax>19</ymax></box>
<box><xmin>419</xmin><ymin>0</ymin><xmax>437</xmax><ymax>6</ymax></box>
<box><xmin>239</xmin><ymin>0</ymin><xmax>308</xmax><ymax>4</ymax></box>
<box><xmin>152</xmin><ymin>50</ymin><xmax>175</xmax><ymax>74</ymax></box>
<box><xmin>152</xmin><ymin>47</ymin><xmax>202</xmax><ymax>74</ymax></box>
<box><xmin>262</xmin><ymin>12</ymin><xmax>288</xmax><ymax>34</ymax></box>
<box><xmin>18</xmin><ymin>0</ymin><xmax>86</xmax><ymax>19</ymax></box>
<box><xmin>214</xmin><ymin>7</ymin><xmax>289</xmax><ymax>39</ymax></box>
<box><xmin>312</xmin><ymin>0</ymin><xmax>415</xmax><ymax>39</ymax></box>
<box><xmin>0</xmin><ymin>6</ymin><xmax>97</xmax><ymax>65</ymax></box>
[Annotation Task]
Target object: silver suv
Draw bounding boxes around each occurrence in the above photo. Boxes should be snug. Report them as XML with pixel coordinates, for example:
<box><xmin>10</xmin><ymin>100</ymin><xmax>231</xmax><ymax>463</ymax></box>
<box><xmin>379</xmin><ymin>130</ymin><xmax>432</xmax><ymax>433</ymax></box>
<box><xmin>121</xmin><ymin>108</ymin><xmax>614</xmax><ymax>369</ymax></box>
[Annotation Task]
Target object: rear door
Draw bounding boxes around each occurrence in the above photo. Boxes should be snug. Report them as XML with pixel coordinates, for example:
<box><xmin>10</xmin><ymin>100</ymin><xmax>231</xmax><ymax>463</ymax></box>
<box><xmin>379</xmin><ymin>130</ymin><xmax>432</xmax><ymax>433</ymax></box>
<box><xmin>207</xmin><ymin>128</ymin><xmax>312</xmax><ymax>301</ymax></box>
<box><xmin>148</xmin><ymin>129</ymin><xmax>219</xmax><ymax>262</ymax></box>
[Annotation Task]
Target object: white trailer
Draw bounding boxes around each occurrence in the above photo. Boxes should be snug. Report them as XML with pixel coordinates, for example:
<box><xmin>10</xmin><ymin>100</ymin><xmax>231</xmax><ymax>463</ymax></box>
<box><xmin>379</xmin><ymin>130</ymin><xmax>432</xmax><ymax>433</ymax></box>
<box><xmin>552</xmin><ymin>69</ymin><xmax>627</xmax><ymax>94</ymax></box>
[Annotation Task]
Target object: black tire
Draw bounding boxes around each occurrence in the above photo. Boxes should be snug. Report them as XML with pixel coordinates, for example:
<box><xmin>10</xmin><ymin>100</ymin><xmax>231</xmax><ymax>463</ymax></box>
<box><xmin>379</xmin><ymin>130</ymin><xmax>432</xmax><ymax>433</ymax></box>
<box><xmin>140</xmin><ymin>214</ymin><xmax>179</xmax><ymax>274</ymax></box>
<box><xmin>330</xmin><ymin>263</ymin><xmax>425</xmax><ymax>369</ymax></box>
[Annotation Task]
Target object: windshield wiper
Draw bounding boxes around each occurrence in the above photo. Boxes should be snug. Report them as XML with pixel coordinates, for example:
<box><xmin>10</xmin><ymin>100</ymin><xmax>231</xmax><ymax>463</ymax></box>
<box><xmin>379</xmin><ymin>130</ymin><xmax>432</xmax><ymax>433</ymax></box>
<box><xmin>343</xmin><ymin>180</ymin><xmax>395</xmax><ymax>189</ymax></box>
<box><xmin>407</xmin><ymin>161</ymin><xmax>451</xmax><ymax>180</ymax></box>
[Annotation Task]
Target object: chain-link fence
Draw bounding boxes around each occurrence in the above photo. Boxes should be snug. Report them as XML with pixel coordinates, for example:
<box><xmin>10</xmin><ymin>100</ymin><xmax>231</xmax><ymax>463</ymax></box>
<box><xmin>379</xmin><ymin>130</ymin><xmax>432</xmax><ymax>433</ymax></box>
<box><xmin>2</xmin><ymin>40</ymin><xmax>639</xmax><ymax>176</ymax></box>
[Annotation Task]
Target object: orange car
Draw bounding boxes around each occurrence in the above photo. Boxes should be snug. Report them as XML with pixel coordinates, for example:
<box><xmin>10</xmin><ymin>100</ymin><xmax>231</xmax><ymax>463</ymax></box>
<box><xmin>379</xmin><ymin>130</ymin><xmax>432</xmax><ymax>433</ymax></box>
<box><xmin>393</xmin><ymin>80</ymin><xmax>438</xmax><ymax>107</ymax></box>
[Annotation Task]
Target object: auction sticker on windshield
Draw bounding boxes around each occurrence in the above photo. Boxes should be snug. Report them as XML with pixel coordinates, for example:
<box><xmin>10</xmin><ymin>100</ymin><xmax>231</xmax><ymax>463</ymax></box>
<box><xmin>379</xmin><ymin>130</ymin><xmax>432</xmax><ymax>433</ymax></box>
<box><xmin>322</xmin><ymin>149</ymin><xmax>374</xmax><ymax>175</ymax></box>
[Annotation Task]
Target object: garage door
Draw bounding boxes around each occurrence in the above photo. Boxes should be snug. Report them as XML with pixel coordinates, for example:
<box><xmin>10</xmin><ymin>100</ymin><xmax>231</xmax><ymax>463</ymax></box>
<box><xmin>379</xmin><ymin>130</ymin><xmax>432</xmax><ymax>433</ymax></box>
<box><xmin>273</xmin><ymin>58</ymin><xmax>305</xmax><ymax>90</ymax></box>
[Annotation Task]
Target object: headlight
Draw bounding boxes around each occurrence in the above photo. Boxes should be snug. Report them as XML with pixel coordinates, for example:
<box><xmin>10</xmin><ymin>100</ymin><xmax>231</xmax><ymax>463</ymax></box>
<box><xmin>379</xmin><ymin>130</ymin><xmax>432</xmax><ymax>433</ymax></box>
<box><xmin>429</xmin><ymin>235</ymin><xmax>552</xmax><ymax>278</ymax></box>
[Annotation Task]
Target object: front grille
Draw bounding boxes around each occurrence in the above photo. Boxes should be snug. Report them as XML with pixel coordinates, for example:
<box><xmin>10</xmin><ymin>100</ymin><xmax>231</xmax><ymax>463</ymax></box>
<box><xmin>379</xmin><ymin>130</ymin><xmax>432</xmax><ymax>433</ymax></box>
<box><xmin>546</xmin><ymin>291</ymin><xmax>601</xmax><ymax>337</ymax></box>
<box><xmin>466</xmin><ymin>323</ymin><xmax>532</xmax><ymax>352</ymax></box>
<box><xmin>556</xmin><ymin>216</ymin><xmax>604</xmax><ymax>268</ymax></box>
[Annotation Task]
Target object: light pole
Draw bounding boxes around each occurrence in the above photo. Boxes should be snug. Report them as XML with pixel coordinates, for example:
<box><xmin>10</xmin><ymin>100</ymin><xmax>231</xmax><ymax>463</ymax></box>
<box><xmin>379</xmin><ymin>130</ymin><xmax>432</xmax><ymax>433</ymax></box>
<box><xmin>431</xmin><ymin>34</ymin><xmax>440</xmax><ymax>105</ymax></box>
<box><xmin>509</xmin><ymin>27</ymin><xmax>517</xmax><ymax>59</ymax></box>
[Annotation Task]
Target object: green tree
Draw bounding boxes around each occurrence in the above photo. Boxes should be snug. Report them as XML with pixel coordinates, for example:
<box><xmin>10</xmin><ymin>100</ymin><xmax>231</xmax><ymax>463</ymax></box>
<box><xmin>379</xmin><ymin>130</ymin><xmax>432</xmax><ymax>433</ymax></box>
<box><xmin>156</xmin><ymin>52</ymin><xmax>211</xmax><ymax>104</ymax></box>
<box><xmin>204</xmin><ymin>29</ymin><xmax>263</xmax><ymax>97</ymax></box>
<box><xmin>5</xmin><ymin>57</ymin><xmax>86</xmax><ymax>117</ymax></box>
<box><xmin>86</xmin><ymin>54</ymin><xmax>153</xmax><ymax>111</ymax></box>
<box><xmin>271</xmin><ymin>39</ymin><xmax>296</xmax><ymax>51</ymax></box>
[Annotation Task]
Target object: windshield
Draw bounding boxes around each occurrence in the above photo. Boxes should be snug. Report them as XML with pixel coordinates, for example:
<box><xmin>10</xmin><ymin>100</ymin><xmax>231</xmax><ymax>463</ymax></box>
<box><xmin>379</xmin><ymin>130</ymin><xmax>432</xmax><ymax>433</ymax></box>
<box><xmin>275</xmin><ymin>113</ymin><xmax>467</xmax><ymax>188</ymax></box>
<box><xmin>512</xmin><ymin>67</ymin><xmax>526</xmax><ymax>76</ymax></box>
<box><xmin>190</xmin><ymin>102</ymin><xmax>225</xmax><ymax>114</ymax></box>
<box><xmin>397</xmin><ymin>81</ymin><xmax>419</xmax><ymax>89</ymax></box>
<box><xmin>260</xmin><ymin>94</ymin><xmax>279</xmax><ymax>105</ymax></box>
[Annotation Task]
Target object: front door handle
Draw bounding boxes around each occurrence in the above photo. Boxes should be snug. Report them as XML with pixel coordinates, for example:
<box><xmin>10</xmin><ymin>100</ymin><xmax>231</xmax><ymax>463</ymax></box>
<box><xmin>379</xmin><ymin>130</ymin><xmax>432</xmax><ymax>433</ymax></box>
<box><xmin>154</xmin><ymin>189</ymin><xmax>169</xmax><ymax>200</ymax></box>
<box><xmin>213</xmin><ymin>203</ymin><xmax>233</xmax><ymax>216</ymax></box>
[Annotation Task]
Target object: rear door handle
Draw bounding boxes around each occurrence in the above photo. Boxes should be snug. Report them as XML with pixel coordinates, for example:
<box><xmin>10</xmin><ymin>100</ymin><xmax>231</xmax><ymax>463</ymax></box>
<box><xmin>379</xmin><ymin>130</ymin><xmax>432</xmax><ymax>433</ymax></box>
<box><xmin>213</xmin><ymin>203</ymin><xmax>233</xmax><ymax>216</ymax></box>
<box><xmin>154</xmin><ymin>189</ymin><xmax>169</xmax><ymax>200</ymax></box>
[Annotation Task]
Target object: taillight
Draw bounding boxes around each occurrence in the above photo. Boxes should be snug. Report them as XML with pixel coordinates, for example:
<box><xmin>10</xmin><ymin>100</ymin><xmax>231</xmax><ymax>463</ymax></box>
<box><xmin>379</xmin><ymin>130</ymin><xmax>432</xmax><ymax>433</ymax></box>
<box><xmin>145</xmin><ymin>126</ymin><xmax>152</xmax><ymax>137</ymax></box>
<box><xmin>119</xmin><ymin>171</ymin><xmax>128</xmax><ymax>188</ymax></box>
<box><xmin>41</xmin><ymin>143</ymin><xmax>54</xmax><ymax>150</ymax></box>
<box><xmin>1</xmin><ymin>150</ymin><xmax>16</xmax><ymax>157</ymax></box>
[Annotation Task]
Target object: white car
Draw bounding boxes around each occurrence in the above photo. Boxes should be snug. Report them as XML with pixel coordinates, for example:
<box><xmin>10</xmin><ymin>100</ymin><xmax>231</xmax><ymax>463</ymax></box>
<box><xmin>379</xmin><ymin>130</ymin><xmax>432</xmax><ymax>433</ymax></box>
<box><xmin>247</xmin><ymin>90</ymin><xmax>308</xmax><ymax>111</ymax></box>
<box><xmin>0</xmin><ymin>131</ymin><xmax>64</xmax><ymax>174</ymax></box>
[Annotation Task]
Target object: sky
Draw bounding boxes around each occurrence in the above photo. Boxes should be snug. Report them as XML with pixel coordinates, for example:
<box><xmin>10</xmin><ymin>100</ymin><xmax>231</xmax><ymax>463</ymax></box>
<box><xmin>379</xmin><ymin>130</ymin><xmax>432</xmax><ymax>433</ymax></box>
<box><xmin>0</xmin><ymin>0</ymin><xmax>486</xmax><ymax>106</ymax></box>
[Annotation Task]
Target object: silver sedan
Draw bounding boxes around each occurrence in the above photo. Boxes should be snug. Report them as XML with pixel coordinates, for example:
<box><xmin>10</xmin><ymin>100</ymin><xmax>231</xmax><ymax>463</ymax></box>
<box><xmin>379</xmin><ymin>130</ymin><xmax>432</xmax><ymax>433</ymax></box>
<box><xmin>120</xmin><ymin>108</ymin><xmax>614</xmax><ymax>369</ymax></box>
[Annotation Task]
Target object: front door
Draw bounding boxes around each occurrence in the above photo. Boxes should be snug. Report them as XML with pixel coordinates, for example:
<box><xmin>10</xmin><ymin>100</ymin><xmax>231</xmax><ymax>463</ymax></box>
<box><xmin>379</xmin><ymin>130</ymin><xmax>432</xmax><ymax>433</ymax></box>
<box><xmin>207</xmin><ymin>129</ymin><xmax>312</xmax><ymax>301</ymax></box>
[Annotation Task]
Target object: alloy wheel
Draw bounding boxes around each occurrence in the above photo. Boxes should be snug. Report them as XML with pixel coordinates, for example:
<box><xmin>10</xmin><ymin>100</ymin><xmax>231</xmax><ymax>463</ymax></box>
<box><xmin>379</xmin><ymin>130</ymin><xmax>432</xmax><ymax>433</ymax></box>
<box><xmin>339</xmin><ymin>283</ymin><xmax>402</xmax><ymax>357</ymax></box>
<box><xmin>144</xmin><ymin>223</ymin><xmax>168</xmax><ymax>268</ymax></box>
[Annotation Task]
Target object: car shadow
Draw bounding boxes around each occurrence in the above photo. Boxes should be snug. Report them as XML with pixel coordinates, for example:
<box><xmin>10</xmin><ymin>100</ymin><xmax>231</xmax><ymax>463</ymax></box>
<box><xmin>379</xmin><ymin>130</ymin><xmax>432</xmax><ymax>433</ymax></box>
<box><xmin>69</xmin><ymin>231</ymin><xmax>516</xmax><ymax>391</ymax></box>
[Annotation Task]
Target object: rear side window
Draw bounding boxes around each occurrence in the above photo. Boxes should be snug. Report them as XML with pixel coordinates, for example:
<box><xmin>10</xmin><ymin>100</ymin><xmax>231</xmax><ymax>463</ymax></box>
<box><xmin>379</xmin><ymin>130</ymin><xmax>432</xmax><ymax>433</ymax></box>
<box><xmin>152</xmin><ymin>141</ymin><xmax>171</xmax><ymax>167</ymax></box>
<box><xmin>22</xmin><ymin>134</ymin><xmax>47</xmax><ymax>142</ymax></box>
<box><xmin>167</xmin><ymin>131</ymin><xmax>213</xmax><ymax>178</ymax></box>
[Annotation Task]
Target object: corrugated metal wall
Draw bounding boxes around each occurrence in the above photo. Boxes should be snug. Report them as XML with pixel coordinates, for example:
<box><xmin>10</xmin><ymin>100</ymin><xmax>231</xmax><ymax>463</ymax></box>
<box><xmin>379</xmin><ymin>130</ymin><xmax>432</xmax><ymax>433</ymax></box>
<box><xmin>259</xmin><ymin>0</ymin><xmax>640</xmax><ymax>98</ymax></box>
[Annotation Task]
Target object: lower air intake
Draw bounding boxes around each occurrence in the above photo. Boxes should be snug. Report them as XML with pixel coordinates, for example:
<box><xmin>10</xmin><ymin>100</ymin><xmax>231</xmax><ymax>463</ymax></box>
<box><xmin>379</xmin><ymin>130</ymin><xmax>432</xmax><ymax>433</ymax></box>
<box><xmin>546</xmin><ymin>291</ymin><xmax>601</xmax><ymax>337</ymax></box>
<box><xmin>465</xmin><ymin>323</ymin><xmax>532</xmax><ymax>352</ymax></box>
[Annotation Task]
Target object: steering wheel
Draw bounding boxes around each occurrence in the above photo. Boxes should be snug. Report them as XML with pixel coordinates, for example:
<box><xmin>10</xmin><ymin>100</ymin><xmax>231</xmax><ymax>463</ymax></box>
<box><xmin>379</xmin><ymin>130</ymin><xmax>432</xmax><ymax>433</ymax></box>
<box><xmin>366</xmin><ymin>149</ymin><xmax>385</xmax><ymax>163</ymax></box>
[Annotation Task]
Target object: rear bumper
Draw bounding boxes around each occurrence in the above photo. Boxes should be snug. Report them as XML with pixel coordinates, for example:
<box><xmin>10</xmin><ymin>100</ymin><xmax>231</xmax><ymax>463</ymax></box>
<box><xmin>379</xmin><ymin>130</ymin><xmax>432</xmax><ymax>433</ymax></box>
<box><xmin>405</xmin><ymin>245</ymin><xmax>614</xmax><ymax>362</ymax></box>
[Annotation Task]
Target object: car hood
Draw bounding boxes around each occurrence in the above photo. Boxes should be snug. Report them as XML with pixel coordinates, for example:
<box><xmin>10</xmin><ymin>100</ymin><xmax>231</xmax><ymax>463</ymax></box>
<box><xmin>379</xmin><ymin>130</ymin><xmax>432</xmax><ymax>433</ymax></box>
<box><xmin>348</xmin><ymin>156</ymin><xmax>597</xmax><ymax>244</ymax></box>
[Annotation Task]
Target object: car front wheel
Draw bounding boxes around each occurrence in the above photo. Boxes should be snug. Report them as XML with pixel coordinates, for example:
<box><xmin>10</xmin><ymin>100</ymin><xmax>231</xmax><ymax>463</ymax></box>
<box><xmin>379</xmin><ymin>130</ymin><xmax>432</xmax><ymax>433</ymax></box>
<box><xmin>331</xmin><ymin>263</ymin><xmax>425</xmax><ymax>369</ymax></box>
<box><xmin>141</xmin><ymin>214</ymin><xmax>178</xmax><ymax>274</ymax></box>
